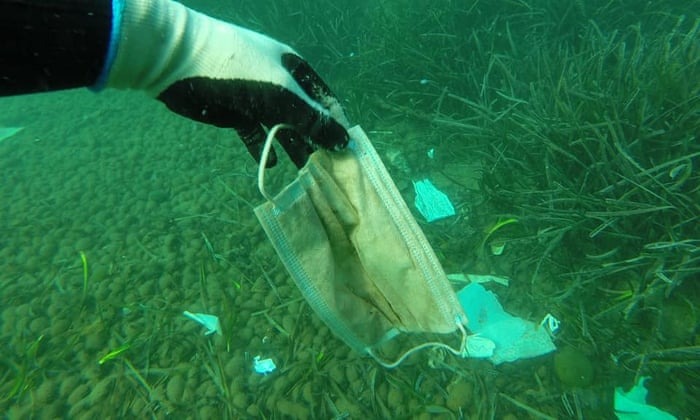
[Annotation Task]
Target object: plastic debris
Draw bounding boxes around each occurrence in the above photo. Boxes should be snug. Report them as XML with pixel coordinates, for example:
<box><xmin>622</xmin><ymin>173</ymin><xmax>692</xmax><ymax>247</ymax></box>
<box><xmin>464</xmin><ymin>335</ymin><xmax>496</xmax><ymax>358</ymax></box>
<box><xmin>540</xmin><ymin>313</ymin><xmax>561</xmax><ymax>334</ymax></box>
<box><xmin>457</xmin><ymin>283</ymin><xmax>556</xmax><ymax>364</ymax></box>
<box><xmin>614</xmin><ymin>376</ymin><xmax>676</xmax><ymax>420</ymax></box>
<box><xmin>427</xmin><ymin>148</ymin><xmax>435</xmax><ymax>159</ymax></box>
<box><xmin>413</xmin><ymin>179</ymin><xmax>456</xmax><ymax>222</ymax></box>
<box><xmin>490</xmin><ymin>241</ymin><xmax>506</xmax><ymax>255</ymax></box>
<box><xmin>183</xmin><ymin>311</ymin><xmax>221</xmax><ymax>336</ymax></box>
<box><xmin>253</xmin><ymin>355</ymin><xmax>277</xmax><ymax>375</ymax></box>
<box><xmin>447</xmin><ymin>273</ymin><xmax>510</xmax><ymax>287</ymax></box>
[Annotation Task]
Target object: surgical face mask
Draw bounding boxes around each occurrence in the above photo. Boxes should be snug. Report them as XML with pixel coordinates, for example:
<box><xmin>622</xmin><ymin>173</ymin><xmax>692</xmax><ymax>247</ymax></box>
<box><xmin>254</xmin><ymin>125</ymin><xmax>467</xmax><ymax>367</ymax></box>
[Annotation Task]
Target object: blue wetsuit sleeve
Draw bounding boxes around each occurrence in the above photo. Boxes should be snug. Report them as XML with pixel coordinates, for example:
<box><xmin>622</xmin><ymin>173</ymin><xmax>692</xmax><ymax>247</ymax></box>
<box><xmin>0</xmin><ymin>0</ymin><xmax>113</xmax><ymax>96</ymax></box>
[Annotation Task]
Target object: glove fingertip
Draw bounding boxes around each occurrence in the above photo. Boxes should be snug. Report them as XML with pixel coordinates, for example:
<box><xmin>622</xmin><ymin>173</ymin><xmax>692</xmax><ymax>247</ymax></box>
<box><xmin>236</xmin><ymin>125</ymin><xmax>278</xmax><ymax>168</ymax></box>
<box><xmin>312</xmin><ymin>118</ymin><xmax>350</xmax><ymax>151</ymax></box>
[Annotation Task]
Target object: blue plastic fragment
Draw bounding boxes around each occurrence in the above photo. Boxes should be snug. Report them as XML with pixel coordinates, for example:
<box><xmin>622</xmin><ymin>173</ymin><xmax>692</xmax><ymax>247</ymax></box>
<box><xmin>253</xmin><ymin>356</ymin><xmax>277</xmax><ymax>375</ymax></box>
<box><xmin>614</xmin><ymin>377</ymin><xmax>677</xmax><ymax>420</ymax></box>
<box><xmin>457</xmin><ymin>283</ymin><xmax>556</xmax><ymax>364</ymax></box>
<box><xmin>183</xmin><ymin>311</ymin><xmax>222</xmax><ymax>336</ymax></box>
<box><xmin>413</xmin><ymin>179</ymin><xmax>455</xmax><ymax>222</ymax></box>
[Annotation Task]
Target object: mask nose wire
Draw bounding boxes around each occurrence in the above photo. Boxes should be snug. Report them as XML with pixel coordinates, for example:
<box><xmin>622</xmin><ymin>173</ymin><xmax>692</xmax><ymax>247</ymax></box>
<box><xmin>257</xmin><ymin>124</ymin><xmax>294</xmax><ymax>204</ymax></box>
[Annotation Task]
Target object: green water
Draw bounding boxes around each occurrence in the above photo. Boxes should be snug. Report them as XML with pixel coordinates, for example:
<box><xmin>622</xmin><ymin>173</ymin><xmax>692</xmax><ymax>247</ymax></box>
<box><xmin>1</xmin><ymin>0</ymin><xmax>698</xmax><ymax>418</ymax></box>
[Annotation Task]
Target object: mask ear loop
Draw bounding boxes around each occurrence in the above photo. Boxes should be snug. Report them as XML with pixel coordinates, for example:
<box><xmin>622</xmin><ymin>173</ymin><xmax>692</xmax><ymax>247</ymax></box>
<box><xmin>367</xmin><ymin>318</ymin><xmax>468</xmax><ymax>369</ymax></box>
<box><xmin>257</xmin><ymin>123</ymin><xmax>294</xmax><ymax>204</ymax></box>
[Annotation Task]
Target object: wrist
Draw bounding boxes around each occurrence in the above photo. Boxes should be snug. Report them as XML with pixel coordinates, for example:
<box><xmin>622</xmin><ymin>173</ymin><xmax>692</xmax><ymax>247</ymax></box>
<box><xmin>98</xmin><ymin>0</ymin><xmax>198</xmax><ymax>94</ymax></box>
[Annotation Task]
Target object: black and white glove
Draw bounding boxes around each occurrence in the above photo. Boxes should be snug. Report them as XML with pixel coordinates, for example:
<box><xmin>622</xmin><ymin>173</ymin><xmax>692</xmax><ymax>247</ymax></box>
<box><xmin>103</xmin><ymin>0</ymin><xmax>349</xmax><ymax>167</ymax></box>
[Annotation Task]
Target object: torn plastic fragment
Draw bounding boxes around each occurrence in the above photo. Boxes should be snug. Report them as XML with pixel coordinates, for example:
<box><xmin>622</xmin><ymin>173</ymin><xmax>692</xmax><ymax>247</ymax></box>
<box><xmin>183</xmin><ymin>311</ymin><xmax>221</xmax><ymax>336</ymax></box>
<box><xmin>457</xmin><ymin>283</ymin><xmax>556</xmax><ymax>364</ymax></box>
<box><xmin>490</xmin><ymin>241</ymin><xmax>506</xmax><ymax>255</ymax></box>
<box><xmin>540</xmin><ymin>313</ymin><xmax>561</xmax><ymax>334</ymax></box>
<box><xmin>413</xmin><ymin>179</ymin><xmax>455</xmax><ymax>222</ymax></box>
<box><xmin>447</xmin><ymin>273</ymin><xmax>510</xmax><ymax>287</ymax></box>
<box><xmin>253</xmin><ymin>355</ymin><xmax>277</xmax><ymax>375</ymax></box>
<box><xmin>614</xmin><ymin>376</ymin><xmax>676</xmax><ymax>420</ymax></box>
<box><xmin>464</xmin><ymin>335</ymin><xmax>496</xmax><ymax>358</ymax></box>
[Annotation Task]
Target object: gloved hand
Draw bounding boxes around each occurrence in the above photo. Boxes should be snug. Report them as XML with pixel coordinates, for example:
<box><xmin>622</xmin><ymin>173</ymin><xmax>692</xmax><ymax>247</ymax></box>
<box><xmin>102</xmin><ymin>0</ymin><xmax>349</xmax><ymax>167</ymax></box>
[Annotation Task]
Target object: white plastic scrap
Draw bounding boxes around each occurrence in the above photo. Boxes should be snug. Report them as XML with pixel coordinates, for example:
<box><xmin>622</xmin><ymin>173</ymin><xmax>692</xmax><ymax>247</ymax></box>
<box><xmin>540</xmin><ymin>313</ymin><xmax>561</xmax><ymax>334</ymax></box>
<box><xmin>253</xmin><ymin>355</ymin><xmax>277</xmax><ymax>375</ymax></box>
<box><xmin>183</xmin><ymin>311</ymin><xmax>222</xmax><ymax>336</ymax></box>
<box><xmin>464</xmin><ymin>335</ymin><xmax>496</xmax><ymax>358</ymax></box>
<box><xmin>614</xmin><ymin>376</ymin><xmax>676</xmax><ymax>420</ymax></box>
<box><xmin>413</xmin><ymin>179</ymin><xmax>455</xmax><ymax>222</ymax></box>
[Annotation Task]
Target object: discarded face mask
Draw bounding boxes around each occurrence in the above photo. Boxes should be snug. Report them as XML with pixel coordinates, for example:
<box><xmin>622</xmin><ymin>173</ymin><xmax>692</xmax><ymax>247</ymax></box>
<box><xmin>254</xmin><ymin>125</ymin><xmax>468</xmax><ymax>367</ymax></box>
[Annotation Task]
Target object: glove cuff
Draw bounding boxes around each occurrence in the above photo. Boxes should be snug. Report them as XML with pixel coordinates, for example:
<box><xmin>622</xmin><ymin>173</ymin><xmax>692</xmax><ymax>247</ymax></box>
<box><xmin>92</xmin><ymin>0</ymin><xmax>125</xmax><ymax>90</ymax></box>
<box><xmin>99</xmin><ymin>0</ymin><xmax>199</xmax><ymax>94</ymax></box>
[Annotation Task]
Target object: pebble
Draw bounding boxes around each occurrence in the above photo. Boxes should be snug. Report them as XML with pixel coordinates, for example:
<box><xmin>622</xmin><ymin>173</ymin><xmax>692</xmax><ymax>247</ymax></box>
<box><xmin>166</xmin><ymin>374</ymin><xmax>186</xmax><ymax>402</ymax></box>
<box><xmin>446</xmin><ymin>380</ymin><xmax>473</xmax><ymax>411</ymax></box>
